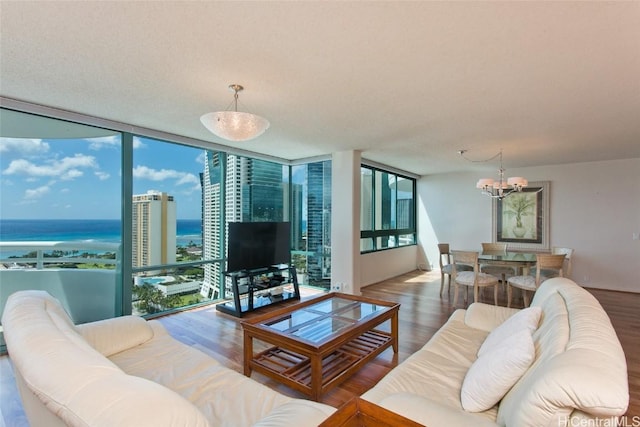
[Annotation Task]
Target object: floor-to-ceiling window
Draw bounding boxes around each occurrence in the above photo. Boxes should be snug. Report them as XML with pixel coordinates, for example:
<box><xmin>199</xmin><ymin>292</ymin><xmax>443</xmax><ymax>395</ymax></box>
<box><xmin>0</xmin><ymin>107</ymin><xmax>334</xmax><ymax>345</ymax></box>
<box><xmin>360</xmin><ymin>165</ymin><xmax>416</xmax><ymax>252</ymax></box>
<box><xmin>130</xmin><ymin>136</ymin><xmax>220</xmax><ymax>315</ymax></box>
<box><xmin>0</xmin><ymin>109</ymin><xmax>123</xmax><ymax>345</ymax></box>
<box><xmin>291</xmin><ymin>160</ymin><xmax>332</xmax><ymax>289</ymax></box>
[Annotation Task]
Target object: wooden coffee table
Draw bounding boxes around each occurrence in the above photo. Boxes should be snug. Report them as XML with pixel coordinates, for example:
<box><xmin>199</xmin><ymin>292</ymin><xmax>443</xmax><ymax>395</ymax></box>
<box><xmin>242</xmin><ymin>292</ymin><xmax>400</xmax><ymax>401</ymax></box>
<box><xmin>318</xmin><ymin>397</ymin><xmax>423</xmax><ymax>427</ymax></box>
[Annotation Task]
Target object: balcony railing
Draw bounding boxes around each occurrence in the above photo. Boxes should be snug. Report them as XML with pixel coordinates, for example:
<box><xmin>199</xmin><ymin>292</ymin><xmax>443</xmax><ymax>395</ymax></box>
<box><xmin>0</xmin><ymin>241</ymin><xmax>122</xmax><ymax>352</ymax></box>
<box><xmin>0</xmin><ymin>241</ymin><xmax>121</xmax><ymax>269</ymax></box>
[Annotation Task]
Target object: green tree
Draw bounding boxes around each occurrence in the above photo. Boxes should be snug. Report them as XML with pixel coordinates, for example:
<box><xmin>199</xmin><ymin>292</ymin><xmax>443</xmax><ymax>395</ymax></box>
<box><xmin>134</xmin><ymin>283</ymin><xmax>185</xmax><ymax>314</ymax></box>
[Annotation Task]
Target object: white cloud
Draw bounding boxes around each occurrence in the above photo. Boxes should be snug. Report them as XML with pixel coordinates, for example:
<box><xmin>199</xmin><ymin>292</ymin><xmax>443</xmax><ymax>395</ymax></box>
<box><xmin>61</xmin><ymin>169</ymin><xmax>83</xmax><ymax>180</ymax></box>
<box><xmin>178</xmin><ymin>182</ymin><xmax>204</xmax><ymax>196</ymax></box>
<box><xmin>75</xmin><ymin>135</ymin><xmax>144</xmax><ymax>150</ymax></box>
<box><xmin>87</xmin><ymin>136</ymin><xmax>120</xmax><ymax>151</ymax></box>
<box><xmin>95</xmin><ymin>171</ymin><xmax>110</xmax><ymax>180</ymax></box>
<box><xmin>196</xmin><ymin>152</ymin><xmax>206</xmax><ymax>165</ymax></box>
<box><xmin>25</xmin><ymin>185</ymin><xmax>50</xmax><ymax>199</ymax></box>
<box><xmin>2</xmin><ymin>154</ymin><xmax>98</xmax><ymax>180</ymax></box>
<box><xmin>133</xmin><ymin>165</ymin><xmax>199</xmax><ymax>186</ymax></box>
<box><xmin>132</xmin><ymin>136</ymin><xmax>145</xmax><ymax>149</ymax></box>
<box><xmin>176</xmin><ymin>174</ymin><xmax>200</xmax><ymax>186</ymax></box>
<box><xmin>0</xmin><ymin>137</ymin><xmax>50</xmax><ymax>154</ymax></box>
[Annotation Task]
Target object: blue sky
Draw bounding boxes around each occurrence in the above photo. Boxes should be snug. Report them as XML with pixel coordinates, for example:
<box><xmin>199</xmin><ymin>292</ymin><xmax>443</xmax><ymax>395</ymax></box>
<box><xmin>1</xmin><ymin>136</ymin><xmax>205</xmax><ymax>219</ymax></box>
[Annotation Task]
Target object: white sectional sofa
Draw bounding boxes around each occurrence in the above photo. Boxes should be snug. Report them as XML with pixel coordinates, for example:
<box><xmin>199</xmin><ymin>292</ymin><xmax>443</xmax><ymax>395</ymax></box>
<box><xmin>361</xmin><ymin>277</ymin><xmax>630</xmax><ymax>426</ymax></box>
<box><xmin>1</xmin><ymin>290</ymin><xmax>335</xmax><ymax>427</ymax></box>
<box><xmin>3</xmin><ymin>278</ymin><xmax>630</xmax><ymax>427</ymax></box>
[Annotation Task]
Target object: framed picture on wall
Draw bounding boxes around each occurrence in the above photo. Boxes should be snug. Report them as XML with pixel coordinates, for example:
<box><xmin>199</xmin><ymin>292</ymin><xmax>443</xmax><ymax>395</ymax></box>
<box><xmin>492</xmin><ymin>181</ymin><xmax>550</xmax><ymax>251</ymax></box>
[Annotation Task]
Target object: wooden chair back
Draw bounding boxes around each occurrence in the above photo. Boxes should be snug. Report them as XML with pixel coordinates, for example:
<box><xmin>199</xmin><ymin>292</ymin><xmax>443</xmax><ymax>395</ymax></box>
<box><xmin>535</xmin><ymin>253</ymin><xmax>565</xmax><ymax>284</ymax></box>
<box><xmin>552</xmin><ymin>247</ymin><xmax>574</xmax><ymax>278</ymax></box>
<box><xmin>481</xmin><ymin>242</ymin><xmax>507</xmax><ymax>252</ymax></box>
<box><xmin>438</xmin><ymin>243</ymin><xmax>450</xmax><ymax>269</ymax></box>
<box><xmin>451</xmin><ymin>250</ymin><xmax>479</xmax><ymax>274</ymax></box>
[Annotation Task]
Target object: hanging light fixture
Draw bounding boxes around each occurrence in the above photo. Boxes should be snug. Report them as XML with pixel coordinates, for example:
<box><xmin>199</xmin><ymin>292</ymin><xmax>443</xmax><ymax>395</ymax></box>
<box><xmin>200</xmin><ymin>84</ymin><xmax>270</xmax><ymax>142</ymax></box>
<box><xmin>458</xmin><ymin>149</ymin><xmax>529</xmax><ymax>199</ymax></box>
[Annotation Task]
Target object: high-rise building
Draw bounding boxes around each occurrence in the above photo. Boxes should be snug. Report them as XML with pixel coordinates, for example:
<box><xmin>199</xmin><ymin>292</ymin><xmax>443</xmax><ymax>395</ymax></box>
<box><xmin>200</xmin><ymin>153</ymin><xmax>286</xmax><ymax>299</ymax></box>
<box><xmin>306</xmin><ymin>161</ymin><xmax>332</xmax><ymax>284</ymax></box>
<box><xmin>132</xmin><ymin>191</ymin><xmax>177</xmax><ymax>270</ymax></box>
<box><xmin>201</xmin><ymin>152</ymin><xmax>224</xmax><ymax>299</ymax></box>
<box><xmin>242</xmin><ymin>158</ymin><xmax>284</xmax><ymax>221</ymax></box>
<box><xmin>289</xmin><ymin>182</ymin><xmax>304</xmax><ymax>250</ymax></box>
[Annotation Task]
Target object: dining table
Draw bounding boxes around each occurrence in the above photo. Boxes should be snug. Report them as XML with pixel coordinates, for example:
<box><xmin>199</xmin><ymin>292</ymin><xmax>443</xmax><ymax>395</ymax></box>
<box><xmin>477</xmin><ymin>250</ymin><xmax>540</xmax><ymax>276</ymax></box>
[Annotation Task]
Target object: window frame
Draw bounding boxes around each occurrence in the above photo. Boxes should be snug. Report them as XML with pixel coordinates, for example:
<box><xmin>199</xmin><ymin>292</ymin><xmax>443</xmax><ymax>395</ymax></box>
<box><xmin>360</xmin><ymin>164</ymin><xmax>416</xmax><ymax>253</ymax></box>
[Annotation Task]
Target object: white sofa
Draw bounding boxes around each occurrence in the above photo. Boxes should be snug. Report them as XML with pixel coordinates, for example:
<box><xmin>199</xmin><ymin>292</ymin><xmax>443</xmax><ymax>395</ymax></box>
<box><xmin>361</xmin><ymin>277</ymin><xmax>629</xmax><ymax>426</ymax></box>
<box><xmin>1</xmin><ymin>290</ymin><xmax>336</xmax><ymax>427</ymax></box>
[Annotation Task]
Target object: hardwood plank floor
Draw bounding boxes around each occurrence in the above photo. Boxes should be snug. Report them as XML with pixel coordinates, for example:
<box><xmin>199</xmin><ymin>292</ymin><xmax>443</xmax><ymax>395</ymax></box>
<box><xmin>1</xmin><ymin>270</ymin><xmax>638</xmax><ymax>425</ymax></box>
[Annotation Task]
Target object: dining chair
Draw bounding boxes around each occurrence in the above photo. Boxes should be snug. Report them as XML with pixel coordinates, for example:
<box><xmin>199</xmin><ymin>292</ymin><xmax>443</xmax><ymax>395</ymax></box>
<box><xmin>540</xmin><ymin>247</ymin><xmax>574</xmax><ymax>279</ymax></box>
<box><xmin>451</xmin><ymin>250</ymin><xmax>500</xmax><ymax>307</ymax></box>
<box><xmin>507</xmin><ymin>253</ymin><xmax>566</xmax><ymax>307</ymax></box>
<box><xmin>480</xmin><ymin>242</ymin><xmax>517</xmax><ymax>282</ymax></box>
<box><xmin>438</xmin><ymin>243</ymin><xmax>472</xmax><ymax>296</ymax></box>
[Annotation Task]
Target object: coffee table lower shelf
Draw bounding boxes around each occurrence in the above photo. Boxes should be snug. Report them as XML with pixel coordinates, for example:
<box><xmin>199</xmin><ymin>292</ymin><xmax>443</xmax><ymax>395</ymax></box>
<box><xmin>249</xmin><ymin>330</ymin><xmax>392</xmax><ymax>398</ymax></box>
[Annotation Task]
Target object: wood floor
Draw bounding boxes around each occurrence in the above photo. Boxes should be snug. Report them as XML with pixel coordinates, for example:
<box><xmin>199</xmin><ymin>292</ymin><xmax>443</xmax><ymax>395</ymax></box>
<box><xmin>1</xmin><ymin>270</ymin><xmax>638</xmax><ymax>426</ymax></box>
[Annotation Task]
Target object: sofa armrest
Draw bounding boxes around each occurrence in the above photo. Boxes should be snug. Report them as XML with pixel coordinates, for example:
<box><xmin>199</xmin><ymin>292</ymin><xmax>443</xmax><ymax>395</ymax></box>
<box><xmin>464</xmin><ymin>303</ymin><xmax>521</xmax><ymax>332</ymax></box>
<box><xmin>77</xmin><ymin>315</ymin><xmax>154</xmax><ymax>357</ymax></box>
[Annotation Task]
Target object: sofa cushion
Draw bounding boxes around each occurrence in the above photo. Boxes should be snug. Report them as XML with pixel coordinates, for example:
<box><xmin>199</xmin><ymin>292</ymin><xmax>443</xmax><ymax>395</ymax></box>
<box><xmin>464</xmin><ymin>303</ymin><xmax>521</xmax><ymax>332</ymax></box>
<box><xmin>361</xmin><ymin>310</ymin><xmax>498</xmax><ymax>421</ymax></box>
<box><xmin>109</xmin><ymin>320</ymin><xmax>335</xmax><ymax>427</ymax></box>
<box><xmin>78</xmin><ymin>315</ymin><xmax>154</xmax><ymax>357</ymax></box>
<box><xmin>477</xmin><ymin>306</ymin><xmax>541</xmax><ymax>356</ymax></box>
<box><xmin>251</xmin><ymin>400</ymin><xmax>336</xmax><ymax>427</ymax></box>
<box><xmin>461</xmin><ymin>329</ymin><xmax>535</xmax><ymax>412</ymax></box>
<box><xmin>379</xmin><ymin>393</ymin><xmax>499</xmax><ymax>426</ymax></box>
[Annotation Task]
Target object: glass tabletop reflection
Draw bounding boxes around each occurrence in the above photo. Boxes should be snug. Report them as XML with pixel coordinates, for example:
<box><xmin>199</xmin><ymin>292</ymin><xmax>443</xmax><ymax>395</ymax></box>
<box><xmin>262</xmin><ymin>297</ymin><xmax>385</xmax><ymax>343</ymax></box>
<box><xmin>479</xmin><ymin>251</ymin><xmax>537</xmax><ymax>262</ymax></box>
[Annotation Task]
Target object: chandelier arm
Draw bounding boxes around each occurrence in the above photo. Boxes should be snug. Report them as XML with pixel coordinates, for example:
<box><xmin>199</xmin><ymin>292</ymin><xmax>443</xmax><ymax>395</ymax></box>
<box><xmin>482</xmin><ymin>186</ymin><xmax>543</xmax><ymax>200</ymax></box>
<box><xmin>458</xmin><ymin>150</ymin><xmax>502</xmax><ymax>163</ymax></box>
<box><xmin>464</xmin><ymin>148</ymin><xmax>535</xmax><ymax>199</ymax></box>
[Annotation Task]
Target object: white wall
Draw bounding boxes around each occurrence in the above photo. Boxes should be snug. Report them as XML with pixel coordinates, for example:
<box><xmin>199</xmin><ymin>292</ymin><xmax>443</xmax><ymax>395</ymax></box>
<box><xmin>331</xmin><ymin>150</ymin><xmax>420</xmax><ymax>294</ymax></box>
<box><xmin>418</xmin><ymin>158</ymin><xmax>640</xmax><ymax>293</ymax></box>
<box><xmin>331</xmin><ymin>151</ymin><xmax>362</xmax><ymax>294</ymax></box>
<box><xmin>360</xmin><ymin>245</ymin><xmax>418</xmax><ymax>287</ymax></box>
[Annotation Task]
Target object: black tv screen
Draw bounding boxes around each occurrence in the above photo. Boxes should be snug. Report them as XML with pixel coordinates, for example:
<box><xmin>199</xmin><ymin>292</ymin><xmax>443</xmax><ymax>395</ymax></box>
<box><xmin>227</xmin><ymin>222</ymin><xmax>291</xmax><ymax>273</ymax></box>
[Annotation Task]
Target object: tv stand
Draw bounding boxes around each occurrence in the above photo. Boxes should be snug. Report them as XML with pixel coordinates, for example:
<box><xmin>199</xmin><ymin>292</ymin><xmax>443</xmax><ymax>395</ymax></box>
<box><xmin>217</xmin><ymin>265</ymin><xmax>300</xmax><ymax>317</ymax></box>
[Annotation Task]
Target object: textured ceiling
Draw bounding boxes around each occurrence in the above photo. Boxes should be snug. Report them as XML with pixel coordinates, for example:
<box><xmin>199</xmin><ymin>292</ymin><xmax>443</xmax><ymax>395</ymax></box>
<box><xmin>1</xmin><ymin>1</ymin><xmax>639</xmax><ymax>175</ymax></box>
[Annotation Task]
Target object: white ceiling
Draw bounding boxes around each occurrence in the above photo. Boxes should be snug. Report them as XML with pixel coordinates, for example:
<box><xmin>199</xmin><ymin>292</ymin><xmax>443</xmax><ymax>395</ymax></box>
<box><xmin>1</xmin><ymin>1</ymin><xmax>639</xmax><ymax>176</ymax></box>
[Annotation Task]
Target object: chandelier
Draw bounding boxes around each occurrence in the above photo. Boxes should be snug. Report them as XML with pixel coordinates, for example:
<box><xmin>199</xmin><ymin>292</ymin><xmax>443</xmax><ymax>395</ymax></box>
<box><xmin>200</xmin><ymin>84</ymin><xmax>270</xmax><ymax>142</ymax></box>
<box><xmin>458</xmin><ymin>149</ymin><xmax>529</xmax><ymax>199</ymax></box>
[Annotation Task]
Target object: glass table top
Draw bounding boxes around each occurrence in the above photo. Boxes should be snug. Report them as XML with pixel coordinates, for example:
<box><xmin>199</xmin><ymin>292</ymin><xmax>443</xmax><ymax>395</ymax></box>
<box><xmin>262</xmin><ymin>297</ymin><xmax>386</xmax><ymax>343</ymax></box>
<box><xmin>478</xmin><ymin>251</ymin><xmax>537</xmax><ymax>262</ymax></box>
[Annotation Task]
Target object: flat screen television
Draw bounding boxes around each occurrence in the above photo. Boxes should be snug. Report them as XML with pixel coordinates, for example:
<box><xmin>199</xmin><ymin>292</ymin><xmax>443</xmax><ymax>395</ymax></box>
<box><xmin>227</xmin><ymin>221</ymin><xmax>291</xmax><ymax>273</ymax></box>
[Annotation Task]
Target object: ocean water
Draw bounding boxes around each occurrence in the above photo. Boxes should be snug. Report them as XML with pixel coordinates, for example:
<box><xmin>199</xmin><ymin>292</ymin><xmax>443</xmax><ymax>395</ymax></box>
<box><xmin>0</xmin><ymin>219</ymin><xmax>202</xmax><ymax>247</ymax></box>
